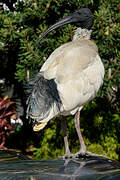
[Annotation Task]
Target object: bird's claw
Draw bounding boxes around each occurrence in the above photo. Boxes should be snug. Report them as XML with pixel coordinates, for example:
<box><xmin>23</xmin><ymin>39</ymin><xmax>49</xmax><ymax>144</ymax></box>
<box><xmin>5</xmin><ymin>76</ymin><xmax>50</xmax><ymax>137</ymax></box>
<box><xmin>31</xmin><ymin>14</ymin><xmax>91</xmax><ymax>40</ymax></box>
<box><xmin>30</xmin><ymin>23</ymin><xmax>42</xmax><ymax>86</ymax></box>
<box><xmin>59</xmin><ymin>153</ymin><xmax>75</xmax><ymax>159</ymax></box>
<box><xmin>60</xmin><ymin>151</ymin><xmax>106</xmax><ymax>159</ymax></box>
<box><xmin>73</xmin><ymin>150</ymin><xmax>106</xmax><ymax>159</ymax></box>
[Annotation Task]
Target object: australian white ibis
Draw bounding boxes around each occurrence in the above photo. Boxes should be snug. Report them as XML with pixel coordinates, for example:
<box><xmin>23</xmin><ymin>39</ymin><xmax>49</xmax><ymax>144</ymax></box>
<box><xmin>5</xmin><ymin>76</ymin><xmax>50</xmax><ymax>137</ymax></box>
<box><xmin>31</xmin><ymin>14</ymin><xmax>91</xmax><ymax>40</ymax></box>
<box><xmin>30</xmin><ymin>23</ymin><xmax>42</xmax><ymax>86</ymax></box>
<box><xmin>26</xmin><ymin>8</ymin><xmax>105</xmax><ymax>158</ymax></box>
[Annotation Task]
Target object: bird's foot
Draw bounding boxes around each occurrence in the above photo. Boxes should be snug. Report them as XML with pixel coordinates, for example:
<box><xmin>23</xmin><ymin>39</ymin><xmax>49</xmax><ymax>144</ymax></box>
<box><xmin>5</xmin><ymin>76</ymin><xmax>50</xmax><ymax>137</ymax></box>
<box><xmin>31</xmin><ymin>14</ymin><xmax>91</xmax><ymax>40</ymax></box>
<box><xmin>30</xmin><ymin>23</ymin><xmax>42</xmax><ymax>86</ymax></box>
<box><xmin>60</xmin><ymin>150</ymin><xmax>106</xmax><ymax>159</ymax></box>
<box><xmin>59</xmin><ymin>153</ymin><xmax>75</xmax><ymax>159</ymax></box>
<box><xmin>63</xmin><ymin>153</ymin><xmax>74</xmax><ymax>159</ymax></box>
<box><xmin>73</xmin><ymin>150</ymin><xmax>106</xmax><ymax>159</ymax></box>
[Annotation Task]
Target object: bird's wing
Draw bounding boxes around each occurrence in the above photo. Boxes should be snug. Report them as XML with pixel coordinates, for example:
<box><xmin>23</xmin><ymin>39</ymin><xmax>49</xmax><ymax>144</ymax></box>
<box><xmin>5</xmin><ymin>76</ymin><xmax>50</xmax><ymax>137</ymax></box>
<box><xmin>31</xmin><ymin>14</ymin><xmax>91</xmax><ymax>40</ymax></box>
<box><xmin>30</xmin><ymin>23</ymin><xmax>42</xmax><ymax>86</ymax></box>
<box><xmin>40</xmin><ymin>39</ymin><xmax>98</xmax><ymax>83</ymax></box>
<box><xmin>40</xmin><ymin>39</ymin><xmax>104</xmax><ymax>113</ymax></box>
<box><xmin>26</xmin><ymin>39</ymin><xmax>104</xmax><ymax>127</ymax></box>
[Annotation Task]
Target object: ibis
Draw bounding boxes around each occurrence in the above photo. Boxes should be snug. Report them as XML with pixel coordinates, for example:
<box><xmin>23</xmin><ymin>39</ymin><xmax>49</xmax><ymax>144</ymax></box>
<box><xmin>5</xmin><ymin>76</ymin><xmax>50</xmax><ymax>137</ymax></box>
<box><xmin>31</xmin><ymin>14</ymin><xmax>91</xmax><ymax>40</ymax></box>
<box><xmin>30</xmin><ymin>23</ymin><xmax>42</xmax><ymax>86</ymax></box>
<box><xmin>26</xmin><ymin>8</ymin><xmax>105</xmax><ymax>158</ymax></box>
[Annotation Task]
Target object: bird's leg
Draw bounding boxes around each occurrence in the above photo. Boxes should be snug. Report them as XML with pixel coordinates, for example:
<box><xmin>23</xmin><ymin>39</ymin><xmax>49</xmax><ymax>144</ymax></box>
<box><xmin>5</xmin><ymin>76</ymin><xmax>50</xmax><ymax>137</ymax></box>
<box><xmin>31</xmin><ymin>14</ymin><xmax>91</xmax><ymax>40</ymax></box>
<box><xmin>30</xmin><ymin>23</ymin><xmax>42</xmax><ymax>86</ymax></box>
<box><xmin>61</xmin><ymin>116</ymin><xmax>71</xmax><ymax>157</ymax></box>
<box><xmin>74</xmin><ymin>111</ymin><xmax>86</xmax><ymax>155</ymax></box>
<box><xmin>74</xmin><ymin>111</ymin><xmax>107</xmax><ymax>158</ymax></box>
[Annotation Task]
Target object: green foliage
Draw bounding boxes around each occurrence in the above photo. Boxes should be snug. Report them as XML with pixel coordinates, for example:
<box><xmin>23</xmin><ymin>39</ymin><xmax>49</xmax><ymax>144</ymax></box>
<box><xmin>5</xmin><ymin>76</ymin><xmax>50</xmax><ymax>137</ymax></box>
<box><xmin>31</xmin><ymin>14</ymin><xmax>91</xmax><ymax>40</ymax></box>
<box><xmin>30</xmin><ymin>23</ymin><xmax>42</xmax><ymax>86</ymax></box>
<box><xmin>0</xmin><ymin>0</ymin><xmax>120</xmax><ymax>160</ymax></box>
<box><xmin>92</xmin><ymin>0</ymin><xmax>120</xmax><ymax>100</ymax></box>
<box><xmin>34</xmin><ymin>103</ymin><xmax>120</xmax><ymax>160</ymax></box>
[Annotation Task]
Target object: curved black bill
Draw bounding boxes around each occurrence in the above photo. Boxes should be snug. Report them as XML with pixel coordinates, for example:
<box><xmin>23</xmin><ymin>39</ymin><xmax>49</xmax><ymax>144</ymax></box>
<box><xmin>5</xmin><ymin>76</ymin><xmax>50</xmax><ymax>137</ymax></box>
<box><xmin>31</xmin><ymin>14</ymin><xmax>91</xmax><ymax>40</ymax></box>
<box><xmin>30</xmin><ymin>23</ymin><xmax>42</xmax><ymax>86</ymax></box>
<box><xmin>37</xmin><ymin>8</ymin><xmax>93</xmax><ymax>45</ymax></box>
<box><xmin>37</xmin><ymin>15</ymin><xmax>75</xmax><ymax>45</ymax></box>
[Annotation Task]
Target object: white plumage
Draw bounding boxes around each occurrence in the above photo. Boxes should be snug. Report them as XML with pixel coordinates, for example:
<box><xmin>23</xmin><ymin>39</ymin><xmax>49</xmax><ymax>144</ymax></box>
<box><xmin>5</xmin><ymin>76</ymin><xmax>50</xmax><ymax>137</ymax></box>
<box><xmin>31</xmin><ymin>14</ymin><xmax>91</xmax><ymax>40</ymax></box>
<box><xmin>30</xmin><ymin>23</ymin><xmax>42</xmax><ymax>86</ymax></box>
<box><xmin>27</xmin><ymin>8</ymin><xmax>105</xmax><ymax>157</ymax></box>
<box><xmin>39</xmin><ymin>28</ymin><xmax>104</xmax><ymax>121</ymax></box>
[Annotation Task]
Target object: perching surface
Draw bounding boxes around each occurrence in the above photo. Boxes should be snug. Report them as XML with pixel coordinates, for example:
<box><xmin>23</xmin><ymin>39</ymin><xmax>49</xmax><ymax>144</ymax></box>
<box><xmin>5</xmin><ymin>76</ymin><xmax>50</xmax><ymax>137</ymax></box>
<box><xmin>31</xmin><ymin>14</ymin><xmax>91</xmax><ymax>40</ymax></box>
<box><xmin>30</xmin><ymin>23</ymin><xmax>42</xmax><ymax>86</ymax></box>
<box><xmin>0</xmin><ymin>150</ymin><xmax>120</xmax><ymax>180</ymax></box>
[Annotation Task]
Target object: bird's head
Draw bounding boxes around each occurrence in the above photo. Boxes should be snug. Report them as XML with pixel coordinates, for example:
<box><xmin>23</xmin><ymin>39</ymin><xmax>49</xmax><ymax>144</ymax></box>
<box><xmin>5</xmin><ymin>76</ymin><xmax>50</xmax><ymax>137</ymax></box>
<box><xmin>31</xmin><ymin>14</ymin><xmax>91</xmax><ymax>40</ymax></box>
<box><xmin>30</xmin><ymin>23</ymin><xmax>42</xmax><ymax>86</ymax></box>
<box><xmin>37</xmin><ymin>8</ymin><xmax>94</xmax><ymax>44</ymax></box>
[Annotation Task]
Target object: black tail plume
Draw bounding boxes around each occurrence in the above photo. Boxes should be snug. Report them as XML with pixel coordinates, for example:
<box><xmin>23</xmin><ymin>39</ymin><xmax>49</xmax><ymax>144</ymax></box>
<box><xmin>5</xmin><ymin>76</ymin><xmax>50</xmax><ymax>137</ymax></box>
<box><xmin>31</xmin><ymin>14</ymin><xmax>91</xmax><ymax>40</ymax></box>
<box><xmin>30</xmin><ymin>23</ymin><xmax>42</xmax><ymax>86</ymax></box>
<box><xmin>26</xmin><ymin>73</ymin><xmax>62</xmax><ymax>123</ymax></box>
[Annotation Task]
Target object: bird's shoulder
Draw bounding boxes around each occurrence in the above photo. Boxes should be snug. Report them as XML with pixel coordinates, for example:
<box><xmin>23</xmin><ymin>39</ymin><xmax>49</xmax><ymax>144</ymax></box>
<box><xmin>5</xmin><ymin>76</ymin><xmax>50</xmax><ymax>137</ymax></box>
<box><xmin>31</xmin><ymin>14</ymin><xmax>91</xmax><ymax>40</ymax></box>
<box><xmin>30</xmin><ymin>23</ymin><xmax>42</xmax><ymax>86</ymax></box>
<box><xmin>40</xmin><ymin>39</ymin><xmax>99</xmax><ymax>80</ymax></box>
<box><xmin>41</xmin><ymin>39</ymin><xmax>97</xmax><ymax>69</ymax></box>
<box><xmin>40</xmin><ymin>42</ymin><xmax>71</xmax><ymax>72</ymax></box>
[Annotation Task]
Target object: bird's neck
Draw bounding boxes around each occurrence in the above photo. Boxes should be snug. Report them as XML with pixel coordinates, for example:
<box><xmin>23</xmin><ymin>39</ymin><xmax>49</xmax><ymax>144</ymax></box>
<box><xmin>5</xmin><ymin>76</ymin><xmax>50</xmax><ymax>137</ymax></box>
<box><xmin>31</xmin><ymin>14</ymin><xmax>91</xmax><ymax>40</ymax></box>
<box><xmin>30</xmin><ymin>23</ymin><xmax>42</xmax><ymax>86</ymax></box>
<box><xmin>73</xmin><ymin>28</ymin><xmax>92</xmax><ymax>41</ymax></box>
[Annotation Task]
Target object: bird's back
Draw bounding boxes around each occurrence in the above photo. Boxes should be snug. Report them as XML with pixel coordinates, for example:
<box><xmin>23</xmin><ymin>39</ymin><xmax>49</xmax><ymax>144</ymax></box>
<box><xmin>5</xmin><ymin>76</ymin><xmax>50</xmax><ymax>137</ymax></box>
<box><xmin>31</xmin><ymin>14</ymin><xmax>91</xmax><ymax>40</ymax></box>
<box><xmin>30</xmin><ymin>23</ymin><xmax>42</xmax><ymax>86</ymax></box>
<box><xmin>41</xmin><ymin>39</ymin><xmax>98</xmax><ymax>80</ymax></box>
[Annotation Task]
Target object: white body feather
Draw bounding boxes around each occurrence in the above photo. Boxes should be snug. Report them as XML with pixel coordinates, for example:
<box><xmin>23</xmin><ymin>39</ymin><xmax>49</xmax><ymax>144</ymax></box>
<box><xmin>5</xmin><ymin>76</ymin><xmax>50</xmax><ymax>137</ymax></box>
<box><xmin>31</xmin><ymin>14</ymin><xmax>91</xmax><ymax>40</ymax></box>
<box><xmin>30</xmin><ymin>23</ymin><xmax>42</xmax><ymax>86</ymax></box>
<box><xmin>40</xmin><ymin>28</ymin><xmax>105</xmax><ymax>122</ymax></box>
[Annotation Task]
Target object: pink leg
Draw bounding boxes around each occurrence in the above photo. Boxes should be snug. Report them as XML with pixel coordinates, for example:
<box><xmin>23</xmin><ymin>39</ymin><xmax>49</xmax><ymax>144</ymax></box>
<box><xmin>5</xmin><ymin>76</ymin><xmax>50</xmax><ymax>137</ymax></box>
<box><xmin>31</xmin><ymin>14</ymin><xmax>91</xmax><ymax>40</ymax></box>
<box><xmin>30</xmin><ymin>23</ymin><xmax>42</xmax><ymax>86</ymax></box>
<box><xmin>61</xmin><ymin>117</ymin><xmax>70</xmax><ymax>155</ymax></box>
<box><xmin>74</xmin><ymin>111</ymin><xmax>106</xmax><ymax>157</ymax></box>
<box><xmin>74</xmin><ymin>111</ymin><xmax>86</xmax><ymax>153</ymax></box>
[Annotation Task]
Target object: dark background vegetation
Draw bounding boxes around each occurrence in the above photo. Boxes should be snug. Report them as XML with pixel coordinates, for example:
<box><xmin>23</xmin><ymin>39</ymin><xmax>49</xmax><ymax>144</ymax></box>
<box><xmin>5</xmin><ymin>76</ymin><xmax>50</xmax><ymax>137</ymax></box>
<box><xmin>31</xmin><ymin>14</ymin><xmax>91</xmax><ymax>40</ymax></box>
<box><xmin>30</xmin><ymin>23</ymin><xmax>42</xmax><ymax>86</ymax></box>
<box><xmin>0</xmin><ymin>0</ymin><xmax>120</xmax><ymax>160</ymax></box>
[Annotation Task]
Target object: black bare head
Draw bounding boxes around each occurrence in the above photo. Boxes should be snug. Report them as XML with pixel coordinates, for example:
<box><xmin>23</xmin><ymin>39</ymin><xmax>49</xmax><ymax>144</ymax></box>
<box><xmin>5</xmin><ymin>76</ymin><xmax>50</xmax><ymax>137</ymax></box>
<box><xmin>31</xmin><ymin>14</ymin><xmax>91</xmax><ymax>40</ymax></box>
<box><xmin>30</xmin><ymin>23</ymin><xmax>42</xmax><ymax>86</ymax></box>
<box><xmin>37</xmin><ymin>8</ymin><xmax>94</xmax><ymax>44</ymax></box>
